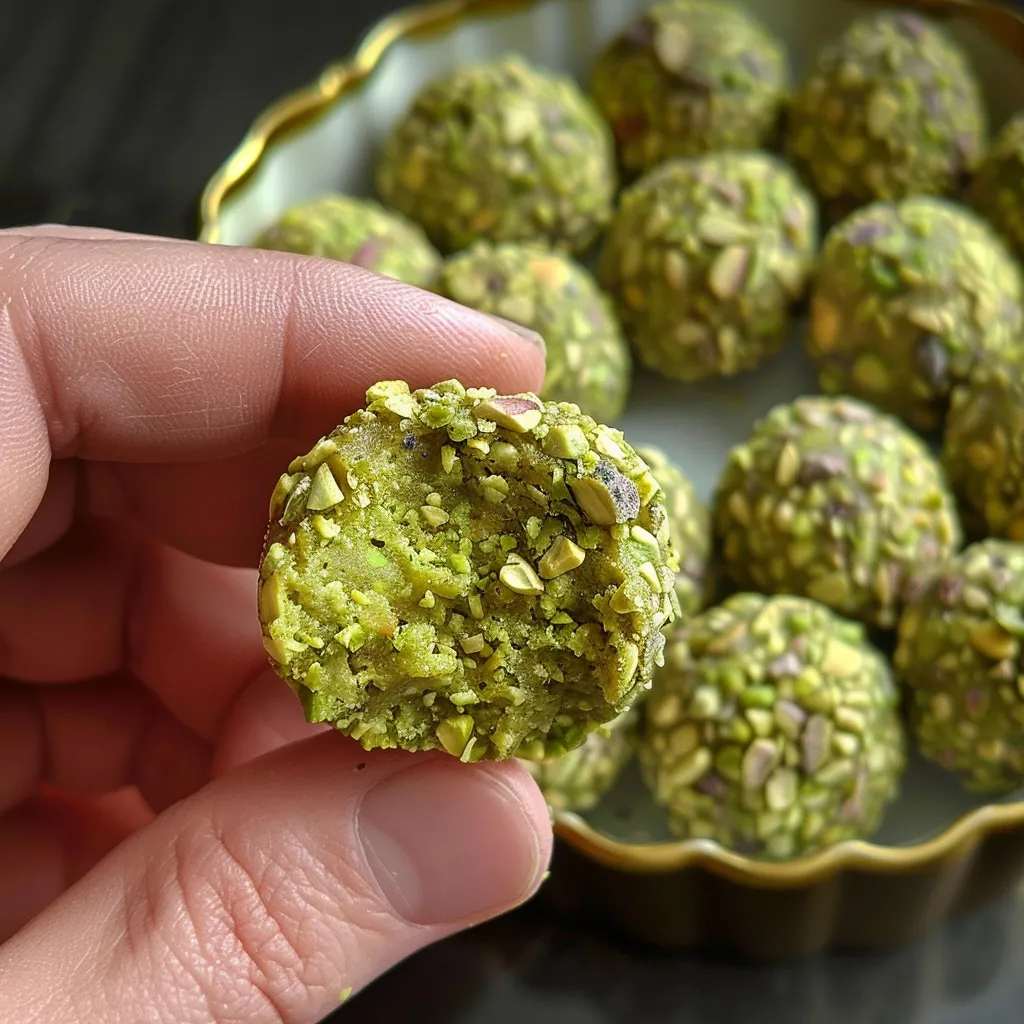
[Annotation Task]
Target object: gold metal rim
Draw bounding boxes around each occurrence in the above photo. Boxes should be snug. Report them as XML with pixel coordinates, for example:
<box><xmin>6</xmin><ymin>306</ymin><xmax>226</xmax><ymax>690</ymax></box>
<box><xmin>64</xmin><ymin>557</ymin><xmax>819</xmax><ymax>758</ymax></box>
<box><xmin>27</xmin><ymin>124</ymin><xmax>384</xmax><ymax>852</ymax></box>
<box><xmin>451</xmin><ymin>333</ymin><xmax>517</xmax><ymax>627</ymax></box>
<box><xmin>199</xmin><ymin>0</ymin><xmax>1024</xmax><ymax>884</ymax></box>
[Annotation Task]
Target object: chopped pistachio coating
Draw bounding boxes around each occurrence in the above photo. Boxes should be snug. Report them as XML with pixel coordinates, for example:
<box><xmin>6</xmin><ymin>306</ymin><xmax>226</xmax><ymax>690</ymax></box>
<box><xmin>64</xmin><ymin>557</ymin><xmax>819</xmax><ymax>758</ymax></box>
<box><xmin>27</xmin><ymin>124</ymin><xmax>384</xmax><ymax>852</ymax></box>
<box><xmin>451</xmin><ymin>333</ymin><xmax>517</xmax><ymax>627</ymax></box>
<box><xmin>640</xmin><ymin>594</ymin><xmax>906</xmax><ymax>859</ymax></box>
<box><xmin>259</xmin><ymin>380</ymin><xmax>680</xmax><ymax>761</ymax></box>
<box><xmin>440</xmin><ymin>242</ymin><xmax>631</xmax><ymax>423</ymax></box>
<box><xmin>253</xmin><ymin>193</ymin><xmax>442</xmax><ymax>289</ymax></box>
<box><xmin>945</xmin><ymin>355</ymin><xmax>1024</xmax><ymax>540</ymax></box>
<box><xmin>895</xmin><ymin>540</ymin><xmax>1024</xmax><ymax>793</ymax></box>
<box><xmin>598</xmin><ymin>152</ymin><xmax>817</xmax><ymax>382</ymax></box>
<box><xmin>970</xmin><ymin>113</ymin><xmax>1024</xmax><ymax>263</ymax></box>
<box><xmin>714</xmin><ymin>396</ymin><xmax>963</xmax><ymax>629</ymax></box>
<box><xmin>523</xmin><ymin>707</ymin><xmax>638</xmax><ymax>812</ymax></box>
<box><xmin>635</xmin><ymin>445</ymin><xmax>711</xmax><ymax>619</ymax></box>
<box><xmin>589</xmin><ymin>0</ymin><xmax>789</xmax><ymax>176</ymax></box>
<box><xmin>375</xmin><ymin>56</ymin><xmax>617</xmax><ymax>254</ymax></box>
<box><xmin>808</xmin><ymin>197</ymin><xmax>1024</xmax><ymax>431</ymax></box>
<box><xmin>785</xmin><ymin>11</ymin><xmax>986</xmax><ymax>219</ymax></box>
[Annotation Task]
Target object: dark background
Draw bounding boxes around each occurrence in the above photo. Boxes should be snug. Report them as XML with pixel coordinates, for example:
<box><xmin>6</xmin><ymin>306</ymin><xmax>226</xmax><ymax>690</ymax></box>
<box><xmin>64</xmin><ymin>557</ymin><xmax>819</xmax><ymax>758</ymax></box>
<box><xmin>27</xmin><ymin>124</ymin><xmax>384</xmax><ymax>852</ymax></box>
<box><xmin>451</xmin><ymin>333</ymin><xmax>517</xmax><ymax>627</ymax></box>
<box><xmin>3</xmin><ymin>1</ymin><xmax>1024</xmax><ymax>1021</ymax></box>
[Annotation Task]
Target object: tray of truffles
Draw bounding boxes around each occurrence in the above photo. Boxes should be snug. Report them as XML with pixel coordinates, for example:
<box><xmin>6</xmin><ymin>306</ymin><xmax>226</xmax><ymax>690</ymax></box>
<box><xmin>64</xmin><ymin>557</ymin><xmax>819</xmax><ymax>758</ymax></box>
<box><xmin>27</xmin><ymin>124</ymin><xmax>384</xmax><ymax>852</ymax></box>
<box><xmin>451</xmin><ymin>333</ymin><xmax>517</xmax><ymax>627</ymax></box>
<box><xmin>202</xmin><ymin>0</ymin><xmax>1024</xmax><ymax>955</ymax></box>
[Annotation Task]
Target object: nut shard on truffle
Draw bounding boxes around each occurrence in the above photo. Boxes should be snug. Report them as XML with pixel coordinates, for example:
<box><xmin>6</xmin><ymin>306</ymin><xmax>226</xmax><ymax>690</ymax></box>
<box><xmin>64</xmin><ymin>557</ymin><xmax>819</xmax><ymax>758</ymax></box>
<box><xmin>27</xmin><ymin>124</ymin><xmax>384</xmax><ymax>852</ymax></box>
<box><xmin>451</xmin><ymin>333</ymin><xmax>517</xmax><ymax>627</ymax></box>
<box><xmin>786</xmin><ymin>11</ymin><xmax>986</xmax><ymax>219</ymax></box>
<box><xmin>258</xmin><ymin>380</ymin><xmax>679</xmax><ymax>761</ymax></box>
<box><xmin>713</xmin><ymin>395</ymin><xmax>962</xmax><ymax>629</ymax></box>
<box><xmin>589</xmin><ymin>0</ymin><xmax>789</xmax><ymax>175</ymax></box>
<box><xmin>441</xmin><ymin>242</ymin><xmax>632</xmax><ymax>423</ymax></box>
<box><xmin>253</xmin><ymin>193</ymin><xmax>442</xmax><ymax>290</ymax></box>
<box><xmin>639</xmin><ymin>594</ymin><xmax>906</xmax><ymax>859</ymax></box>
<box><xmin>971</xmin><ymin>113</ymin><xmax>1024</xmax><ymax>263</ymax></box>
<box><xmin>807</xmin><ymin>197</ymin><xmax>1024</xmax><ymax>431</ymax></box>
<box><xmin>895</xmin><ymin>540</ymin><xmax>1024</xmax><ymax>793</ymax></box>
<box><xmin>598</xmin><ymin>152</ymin><xmax>817</xmax><ymax>382</ymax></box>
<box><xmin>376</xmin><ymin>55</ymin><xmax>617</xmax><ymax>254</ymax></box>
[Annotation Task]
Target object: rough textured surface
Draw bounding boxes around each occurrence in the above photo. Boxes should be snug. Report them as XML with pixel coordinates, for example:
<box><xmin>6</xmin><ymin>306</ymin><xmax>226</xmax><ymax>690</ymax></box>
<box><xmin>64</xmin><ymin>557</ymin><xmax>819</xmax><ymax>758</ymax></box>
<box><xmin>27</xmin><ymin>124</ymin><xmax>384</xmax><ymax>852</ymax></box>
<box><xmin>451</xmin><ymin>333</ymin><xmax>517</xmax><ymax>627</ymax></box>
<box><xmin>896</xmin><ymin>540</ymin><xmax>1024</xmax><ymax>794</ymax></box>
<box><xmin>971</xmin><ymin>113</ymin><xmax>1024</xmax><ymax>263</ymax></box>
<box><xmin>523</xmin><ymin>706</ymin><xmax>638</xmax><ymax>812</ymax></box>
<box><xmin>376</xmin><ymin>55</ymin><xmax>617</xmax><ymax>254</ymax></box>
<box><xmin>589</xmin><ymin>0</ymin><xmax>788</xmax><ymax>176</ymax></box>
<box><xmin>635</xmin><ymin>444</ymin><xmax>710</xmax><ymax>620</ymax></box>
<box><xmin>258</xmin><ymin>380</ymin><xmax>679</xmax><ymax>760</ymax></box>
<box><xmin>639</xmin><ymin>593</ymin><xmax>906</xmax><ymax>859</ymax></box>
<box><xmin>807</xmin><ymin>197</ymin><xmax>1024</xmax><ymax>431</ymax></box>
<box><xmin>786</xmin><ymin>11</ymin><xmax>986</xmax><ymax>220</ymax></box>
<box><xmin>441</xmin><ymin>242</ymin><xmax>631</xmax><ymax>424</ymax></box>
<box><xmin>713</xmin><ymin>395</ymin><xmax>962</xmax><ymax>629</ymax></box>
<box><xmin>598</xmin><ymin>152</ymin><xmax>817</xmax><ymax>382</ymax></box>
<box><xmin>253</xmin><ymin>193</ymin><xmax>442</xmax><ymax>289</ymax></box>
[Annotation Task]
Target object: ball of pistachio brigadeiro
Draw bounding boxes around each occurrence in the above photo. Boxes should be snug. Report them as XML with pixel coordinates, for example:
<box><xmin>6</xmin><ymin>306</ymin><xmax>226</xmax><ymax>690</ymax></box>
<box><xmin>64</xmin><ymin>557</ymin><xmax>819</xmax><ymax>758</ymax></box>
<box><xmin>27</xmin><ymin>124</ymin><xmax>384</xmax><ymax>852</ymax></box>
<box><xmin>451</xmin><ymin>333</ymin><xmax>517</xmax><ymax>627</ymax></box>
<box><xmin>971</xmin><ymin>113</ymin><xmax>1024</xmax><ymax>263</ymax></box>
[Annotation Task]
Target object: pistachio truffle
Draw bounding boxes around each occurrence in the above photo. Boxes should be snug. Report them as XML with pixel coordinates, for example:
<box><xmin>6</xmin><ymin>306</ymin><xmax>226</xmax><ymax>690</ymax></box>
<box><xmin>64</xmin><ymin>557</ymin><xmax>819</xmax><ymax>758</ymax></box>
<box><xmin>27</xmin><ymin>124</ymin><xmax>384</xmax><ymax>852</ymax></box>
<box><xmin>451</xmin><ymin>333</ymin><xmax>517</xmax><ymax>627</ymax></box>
<box><xmin>376</xmin><ymin>56</ymin><xmax>616</xmax><ymax>254</ymax></box>
<box><xmin>441</xmin><ymin>242</ymin><xmax>631</xmax><ymax>423</ymax></box>
<box><xmin>640</xmin><ymin>594</ymin><xmax>906</xmax><ymax>858</ymax></box>
<box><xmin>589</xmin><ymin>0</ymin><xmax>789</xmax><ymax>175</ymax></box>
<box><xmin>786</xmin><ymin>11</ymin><xmax>986</xmax><ymax>219</ymax></box>
<box><xmin>598</xmin><ymin>152</ymin><xmax>817</xmax><ymax>382</ymax></box>
<box><xmin>945</xmin><ymin>356</ymin><xmax>1024</xmax><ymax>540</ymax></box>
<box><xmin>259</xmin><ymin>380</ymin><xmax>680</xmax><ymax>761</ymax></box>
<box><xmin>714</xmin><ymin>396</ymin><xmax>962</xmax><ymax>629</ymax></box>
<box><xmin>970</xmin><ymin>113</ymin><xmax>1024</xmax><ymax>262</ymax></box>
<box><xmin>895</xmin><ymin>540</ymin><xmax>1024</xmax><ymax>793</ymax></box>
<box><xmin>253</xmin><ymin>193</ymin><xmax>442</xmax><ymax>289</ymax></box>
<box><xmin>635</xmin><ymin>445</ymin><xmax>711</xmax><ymax>619</ymax></box>
<box><xmin>523</xmin><ymin>707</ymin><xmax>638</xmax><ymax>812</ymax></box>
<box><xmin>808</xmin><ymin>197</ymin><xmax>1024</xmax><ymax>431</ymax></box>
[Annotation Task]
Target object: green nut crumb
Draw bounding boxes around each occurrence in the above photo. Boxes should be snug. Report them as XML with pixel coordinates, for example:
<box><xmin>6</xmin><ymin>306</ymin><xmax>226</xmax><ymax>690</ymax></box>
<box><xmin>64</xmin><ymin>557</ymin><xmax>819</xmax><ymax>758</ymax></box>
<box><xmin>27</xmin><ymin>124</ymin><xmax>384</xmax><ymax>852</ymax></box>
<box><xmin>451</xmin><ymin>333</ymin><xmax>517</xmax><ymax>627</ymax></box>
<box><xmin>786</xmin><ymin>10</ymin><xmax>986</xmax><ymax>220</ymax></box>
<box><xmin>258</xmin><ymin>380</ymin><xmax>680</xmax><ymax>761</ymax></box>
<box><xmin>639</xmin><ymin>593</ymin><xmax>907</xmax><ymax>859</ymax></box>
<box><xmin>807</xmin><ymin>196</ymin><xmax>1024</xmax><ymax>431</ymax></box>
<box><xmin>590</xmin><ymin>0</ymin><xmax>789</xmax><ymax>176</ymax></box>
<box><xmin>895</xmin><ymin>540</ymin><xmax>1024</xmax><ymax>794</ymax></box>
<box><xmin>971</xmin><ymin>112</ymin><xmax>1024</xmax><ymax>264</ymax></box>
<box><xmin>253</xmin><ymin>193</ymin><xmax>442</xmax><ymax>290</ymax></box>
<box><xmin>598</xmin><ymin>152</ymin><xmax>817</xmax><ymax>382</ymax></box>
<box><xmin>441</xmin><ymin>241</ymin><xmax>632</xmax><ymax>423</ymax></box>
<box><xmin>376</xmin><ymin>55</ymin><xmax>617</xmax><ymax>254</ymax></box>
<box><xmin>713</xmin><ymin>395</ymin><xmax>962</xmax><ymax>629</ymax></box>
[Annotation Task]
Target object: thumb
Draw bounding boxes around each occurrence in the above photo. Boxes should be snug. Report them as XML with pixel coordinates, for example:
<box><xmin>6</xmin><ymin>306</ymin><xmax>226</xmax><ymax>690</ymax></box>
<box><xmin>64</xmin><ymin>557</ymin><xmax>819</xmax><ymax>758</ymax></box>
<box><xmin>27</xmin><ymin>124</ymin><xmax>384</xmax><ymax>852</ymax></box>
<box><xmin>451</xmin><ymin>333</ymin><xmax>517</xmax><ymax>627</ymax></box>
<box><xmin>0</xmin><ymin>734</ymin><xmax>552</xmax><ymax>1024</ymax></box>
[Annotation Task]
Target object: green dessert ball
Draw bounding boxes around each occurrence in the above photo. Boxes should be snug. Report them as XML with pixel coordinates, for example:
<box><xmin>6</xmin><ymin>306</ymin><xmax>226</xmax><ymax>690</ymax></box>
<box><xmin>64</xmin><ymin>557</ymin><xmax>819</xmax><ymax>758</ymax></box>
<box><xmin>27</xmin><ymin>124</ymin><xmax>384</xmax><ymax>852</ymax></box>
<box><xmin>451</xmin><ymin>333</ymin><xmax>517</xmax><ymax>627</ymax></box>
<box><xmin>253</xmin><ymin>193</ymin><xmax>442</xmax><ymax>289</ymax></box>
<box><xmin>807</xmin><ymin>197</ymin><xmax>1024</xmax><ymax>431</ymax></box>
<box><xmin>258</xmin><ymin>379</ymin><xmax>680</xmax><ymax>761</ymax></box>
<box><xmin>635</xmin><ymin>444</ymin><xmax>711</xmax><ymax>619</ymax></box>
<box><xmin>523</xmin><ymin>707</ymin><xmax>638</xmax><ymax>812</ymax></box>
<box><xmin>376</xmin><ymin>56</ymin><xmax>617</xmax><ymax>254</ymax></box>
<box><xmin>945</xmin><ymin>355</ymin><xmax>1024</xmax><ymax>541</ymax></box>
<box><xmin>970</xmin><ymin>113</ymin><xmax>1024</xmax><ymax>262</ymax></box>
<box><xmin>786</xmin><ymin>10</ymin><xmax>986</xmax><ymax>219</ymax></box>
<box><xmin>589</xmin><ymin>0</ymin><xmax>789</xmax><ymax>176</ymax></box>
<box><xmin>598</xmin><ymin>152</ymin><xmax>817</xmax><ymax>382</ymax></box>
<box><xmin>714</xmin><ymin>395</ymin><xmax>962</xmax><ymax>629</ymax></box>
<box><xmin>440</xmin><ymin>242</ymin><xmax>631</xmax><ymax>423</ymax></box>
<box><xmin>895</xmin><ymin>540</ymin><xmax>1024</xmax><ymax>793</ymax></box>
<box><xmin>639</xmin><ymin>593</ymin><xmax>907</xmax><ymax>859</ymax></box>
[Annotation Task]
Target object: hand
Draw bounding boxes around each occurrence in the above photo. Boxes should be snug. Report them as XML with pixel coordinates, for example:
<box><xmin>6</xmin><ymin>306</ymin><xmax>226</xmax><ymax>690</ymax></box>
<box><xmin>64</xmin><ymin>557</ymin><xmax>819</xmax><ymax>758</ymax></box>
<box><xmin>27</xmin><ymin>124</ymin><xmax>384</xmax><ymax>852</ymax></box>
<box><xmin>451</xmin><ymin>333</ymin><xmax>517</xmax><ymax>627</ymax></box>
<box><xmin>0</xmin><ymin>225</ymin><xmax>553</xmax><ymax>1023</ymax></box>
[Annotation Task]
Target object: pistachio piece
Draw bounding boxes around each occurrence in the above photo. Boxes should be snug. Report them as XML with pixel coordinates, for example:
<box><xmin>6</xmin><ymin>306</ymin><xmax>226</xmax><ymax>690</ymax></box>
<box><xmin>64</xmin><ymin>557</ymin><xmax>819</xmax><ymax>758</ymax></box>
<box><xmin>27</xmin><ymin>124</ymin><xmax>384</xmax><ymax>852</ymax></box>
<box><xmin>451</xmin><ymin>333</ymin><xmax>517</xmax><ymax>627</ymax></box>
<box><xmin>538</xmin><ymin>536</ymin><xmax>586</xmax><ymax>579</ymax></box>
<box><xmin>472</xmin><ymin>395</ymin><xmax>543</xmax><ymax>433</ymax></box>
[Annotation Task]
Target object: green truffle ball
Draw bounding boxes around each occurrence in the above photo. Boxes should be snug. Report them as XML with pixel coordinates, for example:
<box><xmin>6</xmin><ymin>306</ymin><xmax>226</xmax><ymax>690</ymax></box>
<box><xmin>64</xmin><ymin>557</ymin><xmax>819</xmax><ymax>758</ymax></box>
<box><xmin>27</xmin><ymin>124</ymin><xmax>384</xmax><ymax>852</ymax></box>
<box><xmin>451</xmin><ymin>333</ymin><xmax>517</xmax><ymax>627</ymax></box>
<box><xmin>440</xmin><ymin>242</ymin><xmax>631</xmax><ymax>424</ymax></box>
<box><xmin>523</xmin><ymin>707</ymin><xmax>638</xmax><ymax>812</ymax></box>
<box><xmin>589</xmin><ymin>0</ymin><xmax>789</xmax><ymax>176</ymax></box>
<box><xmin>786</xmin><ymin>11</ymin><xmax>986</xmax><ymax>219</ymax></box>
<box><xmin>640</xmin><ymin>593</ymin><xmax>907</xmax><ymax>859</ymax></box>
<box><xmin>253</xmin><ymin>194</ymin><xmax>442</xmax><ymax>289</ymax></box>
<box><xmin>970</xmin><ymin>113</ymin><xmax>1024</xmax><ymax>262</ymax></box>
<box><xmin>807</xmin><ymin>197</ymin><xmax>1024</xmax><ymax>431</ymax></box>
<box><xmin>714</xmin><ymin>395</ymin><xmax>963</xmax><ymax>629</ymax></box>
<box><xmin>598</xmin><ymin>152</ymin><xmax>817</xmax><ymax>382</ymax></box>
<box><xmin>895</xmin><ymin>540</ymin><xmax>1024</xmax><ymax>793</ymax></box>
<box><xmin>259</xmin><ymin>380</ymin><xmax>680</xmax><ymax>761</ymax></box>
<box><xmin>635</xmin><ymin>445</ymin><xmax>711</xmax><ymax>619</ymax></box>
<box><xmin>944</xmin><ymin>355</ymin><xmax>1024</xmax><ymax>541</ymax></box>
<box><xmin>376</xmin><ymin>56</ymin><xmax>617</xmax><ymax>254</ymax></box>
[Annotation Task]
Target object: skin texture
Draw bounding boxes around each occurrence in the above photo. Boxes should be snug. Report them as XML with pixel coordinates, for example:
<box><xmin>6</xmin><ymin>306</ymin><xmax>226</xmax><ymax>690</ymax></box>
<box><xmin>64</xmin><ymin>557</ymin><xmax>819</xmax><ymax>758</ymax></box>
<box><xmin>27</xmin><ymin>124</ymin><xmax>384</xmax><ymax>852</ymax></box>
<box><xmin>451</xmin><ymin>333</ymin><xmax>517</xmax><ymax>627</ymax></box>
<box><xmin>0</xmin><ymin>225</ymin><xmax>553</xmax><ymax>1024</ymax></box>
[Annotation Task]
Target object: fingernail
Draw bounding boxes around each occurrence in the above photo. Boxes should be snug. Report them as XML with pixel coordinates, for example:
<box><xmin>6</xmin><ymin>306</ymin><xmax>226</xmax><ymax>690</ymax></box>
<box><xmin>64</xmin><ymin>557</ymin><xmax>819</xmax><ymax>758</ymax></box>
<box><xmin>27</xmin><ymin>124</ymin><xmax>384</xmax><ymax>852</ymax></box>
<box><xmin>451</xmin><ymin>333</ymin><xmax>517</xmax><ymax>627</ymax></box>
<box><xmin>358</xmin><ymin>760</ymin><xmax>544</xmax><ymax>925</ymax></box>
<box><xmin>487</xmin><ymin>314</ymin><xmax>546</xmax><ymax>358</ymax></box>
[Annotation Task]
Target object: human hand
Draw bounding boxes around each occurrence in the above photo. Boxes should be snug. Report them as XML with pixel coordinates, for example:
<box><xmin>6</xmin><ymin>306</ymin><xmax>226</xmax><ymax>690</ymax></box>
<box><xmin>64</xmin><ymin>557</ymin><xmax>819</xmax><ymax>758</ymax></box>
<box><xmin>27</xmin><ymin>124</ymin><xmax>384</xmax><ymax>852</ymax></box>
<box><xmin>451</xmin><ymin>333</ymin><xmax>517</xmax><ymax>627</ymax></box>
<box><xmin>0</xmin><ymin>225</ymin><xmax>553</xmax><ymax>1023</ymax></box>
